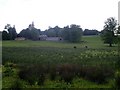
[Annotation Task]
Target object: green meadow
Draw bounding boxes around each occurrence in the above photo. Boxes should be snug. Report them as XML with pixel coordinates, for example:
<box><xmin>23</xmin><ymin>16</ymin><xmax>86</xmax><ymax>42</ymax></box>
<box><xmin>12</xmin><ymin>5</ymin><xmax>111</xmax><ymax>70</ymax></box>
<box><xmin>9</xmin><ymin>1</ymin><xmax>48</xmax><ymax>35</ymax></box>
<box><xmin>3</xmin><ymin>35</ymin><xmax>117</xmax><ymax>48</ymax></box>
<box><xmin>2</xmin><ymin>35</ymin><xmax>119</xmax><ymax>88</ymax></box>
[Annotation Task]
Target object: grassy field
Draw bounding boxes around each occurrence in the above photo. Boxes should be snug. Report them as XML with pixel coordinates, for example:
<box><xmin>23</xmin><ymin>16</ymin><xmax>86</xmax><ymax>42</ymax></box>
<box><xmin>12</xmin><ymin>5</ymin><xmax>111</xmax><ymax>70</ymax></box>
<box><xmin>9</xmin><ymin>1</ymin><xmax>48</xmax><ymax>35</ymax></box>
<box><xmin>3</xmin><ymin>35</ymin><xmax>117</xmax><ymax>48</ymax></box>
<box><xmin>2</xmin><ymin>35</ymin><xmax>119</xmax><ymax>88</ymax></box>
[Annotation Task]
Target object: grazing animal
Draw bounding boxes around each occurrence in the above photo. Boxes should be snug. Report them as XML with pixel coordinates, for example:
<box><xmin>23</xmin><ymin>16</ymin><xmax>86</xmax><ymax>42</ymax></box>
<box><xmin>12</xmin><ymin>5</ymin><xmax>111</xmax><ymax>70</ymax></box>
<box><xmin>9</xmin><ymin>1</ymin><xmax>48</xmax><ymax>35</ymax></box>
<box><xmin>73</xmin><ymin>46</ymin><xmax>77</xmax><ymax>49</ymax></box>
<box><xmin>85</xmin><ymin>46</ymin><xmax>88</xmax><ymax>48</ymax></box>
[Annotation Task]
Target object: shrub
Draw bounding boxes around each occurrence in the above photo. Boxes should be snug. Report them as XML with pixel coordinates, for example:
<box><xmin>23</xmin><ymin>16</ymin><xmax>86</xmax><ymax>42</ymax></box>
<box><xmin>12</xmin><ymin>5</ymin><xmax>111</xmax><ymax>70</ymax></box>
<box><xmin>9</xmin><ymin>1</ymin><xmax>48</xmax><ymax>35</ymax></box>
<box><xmin>4</xmin><ymin>62</ymin><xmax>16</xmax><ymax>68</ymax></box>
<box><xmin>18</xmin><ymin>64</ymin><xmax>47</xmax><ymax>85</ymax></box>
<box><xmin>10</xmin><ymin>79</ymin><xmax>25</xmax><ymax>90</ymax></box>
<box><xmin>3</xmin><ymin>67</ymin><xmax>14</xmax><ymax>77</ymax></box>
<box><xmin>83</xmin><ymin>66</ymin><xmax>114</xmax><ymax>84</ymax></box>
<box><xmin>56</xmin><ymin>64</ymin><xmax>75</xmax><ymax>83</ymax></box>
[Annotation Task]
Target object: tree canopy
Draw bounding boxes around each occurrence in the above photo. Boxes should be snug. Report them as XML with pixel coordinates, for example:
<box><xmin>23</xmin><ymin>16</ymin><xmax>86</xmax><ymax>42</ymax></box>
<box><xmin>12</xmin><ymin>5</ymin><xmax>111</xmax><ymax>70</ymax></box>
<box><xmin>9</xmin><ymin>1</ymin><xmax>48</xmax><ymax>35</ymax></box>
<box><xmin>101</xmin><ymin>17</ymin><xmax>117</xmax><ymax>47</ymax></box>
<box><xmin>42</xmin><ymin>26</ymin><xmax>62</xmax><ymax>37</ymax></box>
<box><xmin>62</xmin><ymin>24</ymin><xmax>83</xmax><ymax>43</ymax></box>
<box><xmin>19</xmin><ymin>28</ymin><xmax>41</xmax><ymax>40</ymax></box>
<box><xmin>3</xmin><ymin>24</ymin><xmax>17</xmax><ymax>40</ymax></box>
<box><xmin>83</xmin><ymin>29</ymin><xmax>99</xmax><ymax>35</ymax></box>
<box><xmin>2</xmin><ymin>31</ymin><xmax>10</xmax><ymax>40</ymax></box>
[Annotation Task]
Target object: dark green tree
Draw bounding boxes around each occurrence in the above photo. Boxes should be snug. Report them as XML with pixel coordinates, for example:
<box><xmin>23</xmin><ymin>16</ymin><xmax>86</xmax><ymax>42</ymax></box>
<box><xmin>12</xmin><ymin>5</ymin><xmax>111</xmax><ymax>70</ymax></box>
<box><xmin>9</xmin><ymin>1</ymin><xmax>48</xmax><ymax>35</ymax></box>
<box><xmin>2</xmin><ymin>31</ymin><xmax>10</xmax><ymax>40</ymax></box>
<box><xmin>19</xmin><ymin>28</ymin><xmax>32</xmax><ymax>39</ymax></box>
<box><xmin>30</xmin><ymin>28</ymin><xmax>40</xmax><ymax>40</ymax></box>
<box><xmin>45</xmin><ymin>27</ymin><xmax>56</xmax><ymax>37</ymax></box>
<box><xmin>62</xmin><ymin>24</ymin><xmax>83</xmax><ymax>42</ymax></box>
<box><xmin>54</xmin><ymin>26</ymin><xmax>62</xmax><ymax>37</ymax></box>
<box><xmin>62</xmin><ymin>25</ymin><xmax>70</xmax><ymax>40</ymax></box>
<box><xmin>43</xmin><ymin>26</ymin><xmax>62</xmax><ymax>37</ymax></box>
<box><xmin>4</xmin><ymin>24</ymin><xmax>17</xmax><ymax>40</ymax></box>
<box><xmin>19</xmin><ymin>28</ymin><xmax>41</xmax><ymax>40</ymax></box>
<box><xmin>101</xmin><ymin>17</ymin><xmax>117</xmax><ymax>47</ymax></box>
<box><xmin>69</xmin><ymin>24</ymin><xmax>83</xmax><ymax>42</ymax></box>
<box><xmin>83</xmin><ymin>29</ymin><xmax>99</xmax><ymax>35</ymax></box>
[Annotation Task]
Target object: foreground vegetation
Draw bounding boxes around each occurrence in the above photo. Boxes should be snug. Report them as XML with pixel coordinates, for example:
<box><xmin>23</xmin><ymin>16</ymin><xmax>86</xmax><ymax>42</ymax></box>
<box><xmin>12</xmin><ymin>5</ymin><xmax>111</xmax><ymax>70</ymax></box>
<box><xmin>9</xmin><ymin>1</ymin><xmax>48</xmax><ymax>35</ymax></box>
<box><xmin>2</xmin><ymin>35</ymin><xmax>119</xmax><ymax>89</ymax></box>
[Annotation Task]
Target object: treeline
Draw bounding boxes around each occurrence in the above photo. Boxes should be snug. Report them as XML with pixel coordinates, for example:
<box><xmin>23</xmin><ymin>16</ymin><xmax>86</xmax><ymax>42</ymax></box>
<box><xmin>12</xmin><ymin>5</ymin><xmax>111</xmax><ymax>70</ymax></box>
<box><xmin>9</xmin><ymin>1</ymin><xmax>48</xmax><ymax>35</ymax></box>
<box><xmin>19</xmin><ymin>24</ymin><xmax>83</xmax><ymax>42</ymax></box>
<box><xmin>83</xmin><ymin>29</ymin><xmax>99</xmax><ymax>35</ymax></box>
<box><xmin>2</xmin><ymin>23</ymin><xmax>99</xmax><ymax>42</ymax></box>
<box><xmin>42</xmin><ymin>25</ymin><xmax>83</xmax><ymax>42</ymax></box>
<box><xmin>42</xmin><ymin>27</ymin><xmax>99</xmax><ymax>37</ymax></box>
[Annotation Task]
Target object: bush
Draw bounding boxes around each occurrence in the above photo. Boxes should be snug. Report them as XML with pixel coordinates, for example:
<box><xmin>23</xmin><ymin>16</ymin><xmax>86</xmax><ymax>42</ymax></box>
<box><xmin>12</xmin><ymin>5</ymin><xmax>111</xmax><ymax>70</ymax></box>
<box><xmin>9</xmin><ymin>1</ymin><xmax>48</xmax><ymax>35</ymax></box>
<box><xmin>18</xmin><ymin>64</ymin><xmax>47</xmax><ymax>85</ymax></box>
<box><xmin>83</xmin><ymin>66</ymin><xmax>114</xmax><ymax>84</ymax></box>
<box><xmin>3</xmin><ymin>62</ymin><xmax>18</xmax><ymax>77</ymax></box>
<box><xmin>18</xmin><ymin>64</ymin><xmax>114</xmax><ymax>85</ymax></box>
<box><xmin>10</xmin><ymin>79</ymin><xmax>25</xmax><ymax>90</ymax></box>
<box><xmin>56</xmin><ymin>64</ymin><xmax>75</xmax><ymax>83</ymax></box>
<box><xmin>4</xmin><ymin>62</ymin><xmax>16</xmax><ymax>68</ymax></box>
<box><xmin>2</xmin><ymin>76</ymin><xmax>28</xmax><ymax>89</ymax></box>
<box><xmin>3</xmin><ymin>67</ymin><xmax>14</xmax><ymax>77</ymax></box>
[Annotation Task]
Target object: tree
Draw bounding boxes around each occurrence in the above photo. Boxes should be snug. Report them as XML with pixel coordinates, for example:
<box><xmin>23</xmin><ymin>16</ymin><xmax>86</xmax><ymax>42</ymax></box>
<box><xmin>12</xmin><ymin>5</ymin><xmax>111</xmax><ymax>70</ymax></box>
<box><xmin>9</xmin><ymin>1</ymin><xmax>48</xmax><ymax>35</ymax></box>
<box><xmin>19</xmin><ymin>21</ymin><xmax>41</xmax><ymax>40</ymax></box>
<box><xmin>4</xmin><ymin>24</ymin><xmax>17</xmax><ymax>40</ymax></box>
<box><xmin>45</xmin><ymin>28</ymin><xmax>56</xmax><ymax>37</ymax></box>
<box><xmin>83</xmin><ymin>29</ymin><xmax>99</xmax><ymax>35</ymax></box>
<box><xmin>19</xmin><ymin>28</ymin><xmax>41</xmax><ymax>40</ymax></box>
<box><xmin>101</xmin><ymin>17</ymin><xmax>117</xmax><ymax>47</ymax></box>
<box><xmin>43</xmin><ymin>26</ymin><xmax>62</xmax><ymax>37</ymax></box>
<box><xmin>19</xmin><ymin>28</ymin><xmax>32</xmax><ymax>39</ymax></box>
<box><xmin>30</xmin><ymin>28</ymin><xmax>40</xmax><ymax>40</ymax></box>
<box><xmin>69</xmin><ymin>24</ymin><xmax>83</xmax><ymax>42</ymax></box>
<box><xmin>62</xmin><ymin>24</ymin><xmax>83</xmax><ymax>43</ymax></box>
<box><xmin>54</xmin><ymin>26</ymin><xmax>62</xmax><ymax>37</ymax></box>
<box><xmin>62</xmin><ymin>25</ymin><xmax>70</xmax><ymax>40</ymax></box>
<box><xmin>2</xmin><ymin>31</ymin><xmax>10</xmax><ymax>40</ymax></box>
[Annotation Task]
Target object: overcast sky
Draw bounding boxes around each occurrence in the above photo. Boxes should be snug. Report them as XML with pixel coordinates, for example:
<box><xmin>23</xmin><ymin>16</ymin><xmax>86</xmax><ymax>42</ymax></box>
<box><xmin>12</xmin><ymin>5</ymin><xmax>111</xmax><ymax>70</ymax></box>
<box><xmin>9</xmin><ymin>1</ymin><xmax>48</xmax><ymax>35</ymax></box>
<box><xmin>0</xmin><ymin>0</ymin><xmax>119</xmax><ymax>33</ymax></box>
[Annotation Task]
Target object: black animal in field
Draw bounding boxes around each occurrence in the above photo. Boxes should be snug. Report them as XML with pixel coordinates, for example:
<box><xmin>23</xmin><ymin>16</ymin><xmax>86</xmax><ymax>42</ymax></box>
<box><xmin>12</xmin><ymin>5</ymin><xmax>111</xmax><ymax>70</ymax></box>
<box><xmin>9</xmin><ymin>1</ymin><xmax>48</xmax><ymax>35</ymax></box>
<box><xmin>85</xmin><ymin>46</ymin><xmax>88</xmax><ymax>48</ymax></box>
<box><xmin>73</xmin><ymin>46</ymin><xmax>77</xmax><ymax>49</ymax></box>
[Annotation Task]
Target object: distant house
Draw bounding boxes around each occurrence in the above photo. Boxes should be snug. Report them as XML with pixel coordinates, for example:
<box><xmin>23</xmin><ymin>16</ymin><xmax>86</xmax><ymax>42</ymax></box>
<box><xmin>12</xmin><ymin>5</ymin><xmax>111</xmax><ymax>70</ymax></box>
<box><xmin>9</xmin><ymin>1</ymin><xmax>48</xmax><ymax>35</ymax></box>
<box><xmin>39</xmin><ymin>35</ymin><xmax>48</xmax><ymax>40</ymax></box>
<box><xmin>15</xmin><ymin>37</ymin><xmax>26</xmax><ymax>40</ymax></box>
<box><xmin>39</xmin><ymin>35</ymin><xmax>63</xmax><ymax>41</ymax></box>
<box><xmin>114</xmin><ymin>34</ymin><xmax>120</xmax><ymax>36</ymax></box>
<box><xmin>114</xmin><ymin>30</ymin><xmax>120</xmax><ymax>36</ymax></box>
<box><xmin>46</xmin><ymin>37</ymin><xmax>63</xmax><ymax>41</ymax></box>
